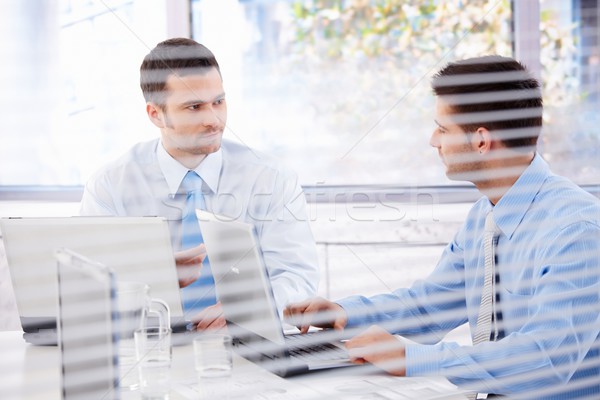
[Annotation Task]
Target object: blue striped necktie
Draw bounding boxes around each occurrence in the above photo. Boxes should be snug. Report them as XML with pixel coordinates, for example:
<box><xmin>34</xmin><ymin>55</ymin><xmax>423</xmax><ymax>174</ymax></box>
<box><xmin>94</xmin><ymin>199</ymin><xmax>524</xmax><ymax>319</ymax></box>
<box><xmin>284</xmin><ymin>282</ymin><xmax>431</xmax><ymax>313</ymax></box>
<box><xmin>180</xmin><ymin>170</ymin><xmax>217</xmax><ymax>316</ymax></box>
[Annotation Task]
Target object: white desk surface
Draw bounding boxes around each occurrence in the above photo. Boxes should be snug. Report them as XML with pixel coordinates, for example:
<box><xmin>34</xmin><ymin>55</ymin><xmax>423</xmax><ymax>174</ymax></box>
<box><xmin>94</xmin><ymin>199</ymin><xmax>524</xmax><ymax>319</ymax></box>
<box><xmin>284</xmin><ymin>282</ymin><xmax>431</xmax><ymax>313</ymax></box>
<box><xmin>0</xmin><ymin>330</ymin><xmax>467</xmax><ymax>400</ymax></box>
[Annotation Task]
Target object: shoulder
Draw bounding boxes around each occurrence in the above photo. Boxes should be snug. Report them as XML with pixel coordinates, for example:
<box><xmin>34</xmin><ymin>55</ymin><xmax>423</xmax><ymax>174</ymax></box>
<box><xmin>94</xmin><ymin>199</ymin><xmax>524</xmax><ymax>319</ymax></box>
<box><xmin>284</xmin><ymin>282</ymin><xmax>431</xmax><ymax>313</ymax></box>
<box><xmin>220</xmin><ymin>139</ymin><xmax>296</xmax><ymax>178</ymax></box>
<box><xmin>532</xmin><ymin>176</ymin><xmax>600</xmax><ymax>262</ymax></box>
<box><xmin>89</xmin><ymin>139</ymin><xmax>159</xmax><ymax>178</ymax></box>
<box><xmin>101</xmin><ymin>139</ymin><xmax>158</xmax><ymax>168</ymax></box>
<box><xmin>113</xmin><ymin>139</ymin><xmax>159</xmax><ymax>168</ymax></box>
<box><xmin>535</xmin><ymin>173</ymin><xmax>600</xmax><ymax>227</ymax></box>
<box><xmin>525</xmin><ymin>155</ymin><xmax>600</xmax><ymax>226</ymax></box>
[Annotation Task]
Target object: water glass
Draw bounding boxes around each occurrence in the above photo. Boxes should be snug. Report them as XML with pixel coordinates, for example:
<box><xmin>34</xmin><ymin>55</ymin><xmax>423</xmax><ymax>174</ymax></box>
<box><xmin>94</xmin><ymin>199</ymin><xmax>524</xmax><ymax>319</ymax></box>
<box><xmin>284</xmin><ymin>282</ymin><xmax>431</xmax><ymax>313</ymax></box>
<box><xmin>193</xmin><ymin>334</ymin><xmax>233</xmax><ymax>377</ymax></box>
<box><xmin>134</xmin><ymin>327</ymin><xmax>172</xmax><ymax>399</ymax></box>
<box><xmin>194</xmin><ymin>334</ymin><xmax>233</xmax><ymax>398</ymax></box>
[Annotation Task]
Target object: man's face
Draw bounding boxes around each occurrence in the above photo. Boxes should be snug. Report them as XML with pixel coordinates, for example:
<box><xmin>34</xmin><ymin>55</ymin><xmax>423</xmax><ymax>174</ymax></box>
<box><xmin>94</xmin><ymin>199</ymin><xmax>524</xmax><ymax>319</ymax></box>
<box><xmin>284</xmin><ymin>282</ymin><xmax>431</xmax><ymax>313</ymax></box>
<box><xmin>429</xmin><ymin>98</ymin><xmax>481</xmax><ymax>182</ymax></box>
<box><xmin>154</xmin><ymin>68</ymin><xmax>227</xmax><ymax>159</ymax></box>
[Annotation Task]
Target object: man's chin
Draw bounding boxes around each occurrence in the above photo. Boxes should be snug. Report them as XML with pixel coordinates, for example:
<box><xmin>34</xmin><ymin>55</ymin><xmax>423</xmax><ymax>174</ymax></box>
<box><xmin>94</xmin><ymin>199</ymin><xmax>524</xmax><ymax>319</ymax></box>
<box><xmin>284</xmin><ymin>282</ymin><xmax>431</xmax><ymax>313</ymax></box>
<box><xmin>193</xmin><ymin>138</ymin><xmax>222</xmax><ymax>155</ymax></box>
<box><xmin>200</xmin><ymin>143</ymin><xmax>221</xmax><ymax>154</ymax></box>
<box><xmin>446</xmin><ymin>169</ymin><xmax>477</xmax><ymax>183</ymax></box>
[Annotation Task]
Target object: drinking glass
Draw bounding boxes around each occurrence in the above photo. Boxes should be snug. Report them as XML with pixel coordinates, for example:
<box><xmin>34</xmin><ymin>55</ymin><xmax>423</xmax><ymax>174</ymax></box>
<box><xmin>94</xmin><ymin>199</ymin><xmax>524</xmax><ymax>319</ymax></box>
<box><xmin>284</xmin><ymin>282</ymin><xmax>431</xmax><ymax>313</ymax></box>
<box><xmin>134</xmin><ymin>326</ymin><xmax>172</xmax><ymax>400</ymax></box>
<box><xmin>193</xmin><ymin>334</ymin><xmax>233</xmax><ymax>398</ymax></box>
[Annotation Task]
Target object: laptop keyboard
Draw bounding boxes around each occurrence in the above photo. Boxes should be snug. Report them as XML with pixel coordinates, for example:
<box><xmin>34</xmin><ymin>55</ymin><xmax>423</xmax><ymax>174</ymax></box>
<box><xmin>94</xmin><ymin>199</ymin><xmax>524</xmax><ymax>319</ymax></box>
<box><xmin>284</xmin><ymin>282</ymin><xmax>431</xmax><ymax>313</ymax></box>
<box><xmin>285</xmin><ymin>334</ymin><xmax>349</xmax><ymax>362</ymax></box>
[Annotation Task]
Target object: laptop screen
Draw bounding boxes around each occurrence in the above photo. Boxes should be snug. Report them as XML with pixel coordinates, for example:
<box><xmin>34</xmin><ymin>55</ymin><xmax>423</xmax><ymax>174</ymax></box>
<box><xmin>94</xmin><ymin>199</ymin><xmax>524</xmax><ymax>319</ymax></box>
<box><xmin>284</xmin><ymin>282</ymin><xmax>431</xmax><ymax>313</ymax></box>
<box><xmin>196</xmin><ymin>210</ymin><xmax>285</xmax><ymax>346</ymax></box>
<box><xmin>1</xmin><ymin>216</ymin><xmax>183</xmax><ymax>335</ymax></box>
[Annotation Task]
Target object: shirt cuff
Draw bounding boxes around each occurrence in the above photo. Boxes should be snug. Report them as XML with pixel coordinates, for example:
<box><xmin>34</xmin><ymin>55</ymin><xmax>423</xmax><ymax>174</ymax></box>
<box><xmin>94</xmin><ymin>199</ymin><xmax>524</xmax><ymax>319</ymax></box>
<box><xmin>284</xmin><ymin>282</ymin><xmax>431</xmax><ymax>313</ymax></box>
<box><xmin>404</xmin><ymin>340</ymin><xmax>443</xmax><ymax>377</ymax></box>
<box><xmin>335</xmin><ymin>295</ymin><xmax>371</xmax><ymax>328</ymax></box>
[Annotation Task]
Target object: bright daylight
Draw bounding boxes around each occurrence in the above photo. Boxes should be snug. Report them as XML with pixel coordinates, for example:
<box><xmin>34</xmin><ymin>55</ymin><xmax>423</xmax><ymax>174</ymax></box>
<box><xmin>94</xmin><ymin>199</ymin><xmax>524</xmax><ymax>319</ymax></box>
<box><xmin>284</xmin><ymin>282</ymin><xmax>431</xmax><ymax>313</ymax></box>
<box><xmin>1</xmin><ymin>1</ymin><xmax>599</xmax><ymax>399</ymax></box>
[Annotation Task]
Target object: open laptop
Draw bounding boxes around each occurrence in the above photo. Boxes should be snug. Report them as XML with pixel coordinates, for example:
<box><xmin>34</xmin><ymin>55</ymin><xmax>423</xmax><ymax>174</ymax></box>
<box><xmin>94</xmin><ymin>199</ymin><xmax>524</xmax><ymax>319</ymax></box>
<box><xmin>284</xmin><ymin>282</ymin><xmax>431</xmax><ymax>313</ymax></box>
<box><xmin>0</xmin><ymin>216</ymin><xmax>189</xmax><ymax>345</ymax></box>
<box><xmin>55</xmin><ymin>248</ymin><xmax>120</xmax><ymax>400</ymax></box>
<box><xmin>196</xmin><ymin>210</ymin><xmax>353</xmax><ymax>377</ymax></box>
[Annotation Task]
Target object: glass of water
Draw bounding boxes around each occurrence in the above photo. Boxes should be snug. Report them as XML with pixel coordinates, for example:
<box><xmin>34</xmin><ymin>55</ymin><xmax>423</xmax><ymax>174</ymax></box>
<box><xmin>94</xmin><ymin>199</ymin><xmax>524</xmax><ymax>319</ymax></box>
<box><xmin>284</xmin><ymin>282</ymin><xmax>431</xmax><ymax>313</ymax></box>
<box><xmin>134</xmin><ymin>327</ymin><xmax>172</xmax><ymax>399</ymax></box>
<box><xmin>193</xmin><ymin>334</ymin><xmax>232</xmax><ymax>398</ymax></box>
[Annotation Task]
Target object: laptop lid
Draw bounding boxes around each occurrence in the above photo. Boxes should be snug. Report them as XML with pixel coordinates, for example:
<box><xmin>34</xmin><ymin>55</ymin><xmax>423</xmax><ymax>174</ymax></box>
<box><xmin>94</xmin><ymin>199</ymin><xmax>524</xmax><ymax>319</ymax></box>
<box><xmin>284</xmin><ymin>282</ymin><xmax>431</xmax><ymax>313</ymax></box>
<box><xmin>55</xmin><ymin>248</ymin><xmax>120</xmax><ymax>399</ymax></box>
<box><xmin>0</xmin><ymin>216</ymin><xmax>185</xmax><ymax>343</ymax></box>
<box><xmin>195</xmin><ymin>211</ymin><xmax>285</xmax><ymax>339</ymax></box>
<box><xmin>196</xmin><ymin>210</ymin><xmax>350</xmax><ymax>377</ymax></box>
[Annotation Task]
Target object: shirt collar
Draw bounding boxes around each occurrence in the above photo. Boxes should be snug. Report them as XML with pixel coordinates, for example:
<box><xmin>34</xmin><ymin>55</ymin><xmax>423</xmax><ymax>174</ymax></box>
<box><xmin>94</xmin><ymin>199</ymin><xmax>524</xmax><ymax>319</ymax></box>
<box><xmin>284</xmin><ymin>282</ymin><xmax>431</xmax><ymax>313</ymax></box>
<box><xmin>156</xmin><ymin>141</ymin><xmax>222</xmax><ymax>197</ymax></box>
<box><xmin>493</xmin><ymin>153</ymin><xmax>550</xmax><ymax>239</ymax></box>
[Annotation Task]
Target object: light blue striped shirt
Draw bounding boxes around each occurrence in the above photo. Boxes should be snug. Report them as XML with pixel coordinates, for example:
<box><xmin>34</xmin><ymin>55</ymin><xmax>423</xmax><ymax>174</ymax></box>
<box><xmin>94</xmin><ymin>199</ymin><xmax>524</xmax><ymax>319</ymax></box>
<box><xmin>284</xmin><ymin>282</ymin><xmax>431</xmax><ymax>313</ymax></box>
<box><xmin>338</xmin><ymin>154</ymin><xmax>600</xmax><ymax>398</ymax></box>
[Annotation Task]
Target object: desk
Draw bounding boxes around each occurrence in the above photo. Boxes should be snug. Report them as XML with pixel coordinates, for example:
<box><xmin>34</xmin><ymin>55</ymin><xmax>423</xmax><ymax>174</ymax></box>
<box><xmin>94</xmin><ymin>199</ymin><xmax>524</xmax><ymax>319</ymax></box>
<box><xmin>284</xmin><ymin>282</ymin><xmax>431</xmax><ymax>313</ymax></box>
<box><xmin>1</xmin><ymin>331</ymin><xmax>467</xmax><ymax>399</ymax></box>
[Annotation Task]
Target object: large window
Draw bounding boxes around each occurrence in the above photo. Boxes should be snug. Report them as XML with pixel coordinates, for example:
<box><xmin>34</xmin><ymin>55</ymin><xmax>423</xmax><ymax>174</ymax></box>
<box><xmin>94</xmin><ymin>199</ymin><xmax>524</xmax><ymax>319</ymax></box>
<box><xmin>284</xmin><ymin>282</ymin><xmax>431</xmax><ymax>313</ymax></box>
<box><xmin>0</xmin><ymin>0</ymin><xmax>598</xmax><ymax>188</ymax></box>
<box><xmin>191</xmin><ymin>0</ymin><xmax>599</xmax><ymax>186</ymax></box>
<box><xmin>0</xmin><ymin>0</ymin><xmax>168</xmax><ymax>186</ymax></box>
<box><xmin>55</xmin><ymin>0</ymin><xmax>169</xmax><ymax>184</ymax></box>
<box><xmin>192</xmin><ymin>0</ymin><xmax>513</xmax><ymax>185</ymax></box>
<box><xmin>538</xmin><ymin>0</ymin><xmax>600</xmax><ymax>183</ymax></box>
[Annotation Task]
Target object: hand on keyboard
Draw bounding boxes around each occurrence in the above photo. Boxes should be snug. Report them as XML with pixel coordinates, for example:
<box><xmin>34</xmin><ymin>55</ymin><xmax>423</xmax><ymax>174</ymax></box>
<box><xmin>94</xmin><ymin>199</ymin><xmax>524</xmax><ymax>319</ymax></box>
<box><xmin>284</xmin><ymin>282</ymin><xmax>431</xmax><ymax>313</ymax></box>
<box><xmin>283</xmin><ymin>297</ymin><xmax>348</xmax><ymax>334</ymax></box>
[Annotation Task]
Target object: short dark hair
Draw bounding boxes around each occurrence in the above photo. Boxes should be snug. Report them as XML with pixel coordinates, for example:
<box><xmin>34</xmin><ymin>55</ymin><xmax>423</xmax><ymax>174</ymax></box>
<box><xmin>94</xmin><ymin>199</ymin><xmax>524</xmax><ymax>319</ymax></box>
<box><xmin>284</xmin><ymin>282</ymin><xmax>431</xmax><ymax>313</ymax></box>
<box><xmin>140</xmin><ymin>38</ymin><xmax>221</xmax><ymax>106</ymax></box>
<box><xmin>431</xmin><ymin>55</ymin><xmax>542</xmax><ymax>150</ymax></box>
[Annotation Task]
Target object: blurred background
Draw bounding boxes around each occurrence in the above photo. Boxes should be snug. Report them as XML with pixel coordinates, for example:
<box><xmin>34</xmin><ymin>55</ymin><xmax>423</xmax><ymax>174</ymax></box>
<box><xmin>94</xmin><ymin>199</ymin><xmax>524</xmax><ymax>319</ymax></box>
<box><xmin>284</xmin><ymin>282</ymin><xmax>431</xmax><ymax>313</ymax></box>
<box><xmin>0</xmin><ymin>0</ymin><xmax>598</xmax><ymax>188</ymax></box>
<box><xmin>1</xmin><ymin>1</ymin><xmax>599</xmax><ymax>398</ymax></box>
<box><xmin>0</xmin><ymin>0</ymin><xmax>599</xmax><ymax>356</ymax></box>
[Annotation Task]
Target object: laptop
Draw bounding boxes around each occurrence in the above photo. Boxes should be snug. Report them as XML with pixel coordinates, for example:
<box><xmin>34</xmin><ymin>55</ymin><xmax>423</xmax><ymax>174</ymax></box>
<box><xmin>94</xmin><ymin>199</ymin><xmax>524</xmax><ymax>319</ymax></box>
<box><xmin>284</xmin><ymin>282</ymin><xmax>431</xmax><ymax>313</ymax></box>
<box><xmin>0</xmin><ymin>216</ymin><xmax>189</xmax><ymax>345</ymax></box>
<box><xmin>55</xmin><ymin>248</ymin><xmax>120</xmax><ymax>399</ymax></box>
<box><xmin>196</xmin><ymin>210</ymin><xmax>353</xmax><ymax>377</ymax></box>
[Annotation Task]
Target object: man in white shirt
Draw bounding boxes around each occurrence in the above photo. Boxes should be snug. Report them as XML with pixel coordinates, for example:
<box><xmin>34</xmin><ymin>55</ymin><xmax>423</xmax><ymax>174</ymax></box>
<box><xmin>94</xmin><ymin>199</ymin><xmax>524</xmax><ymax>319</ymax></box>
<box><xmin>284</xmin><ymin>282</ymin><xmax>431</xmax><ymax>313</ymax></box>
<box><xmin>80</xmin><ymin>38</ymin><xmax>319</xmax><ymax>330</ymax></box>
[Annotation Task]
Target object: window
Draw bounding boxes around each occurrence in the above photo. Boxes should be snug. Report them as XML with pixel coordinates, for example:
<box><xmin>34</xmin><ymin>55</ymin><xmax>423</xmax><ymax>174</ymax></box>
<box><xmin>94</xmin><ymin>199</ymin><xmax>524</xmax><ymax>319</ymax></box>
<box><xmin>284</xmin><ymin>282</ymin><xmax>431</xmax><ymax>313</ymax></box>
<box><xmin>192</xmin><ymin>0</ymin><xmax>513</xmax><ymax>186</ymax></box>
<box><xmin>0</xmin><ymin>0</ymin><xmax>168</xmax><ymax>186</ymax></box>
<box><xmin>0</xmin><ymin>0</ymin><xmax>597</xmax><ymax>188</ymax></box>
<box><xmin>190</xmin><ymin>0</ymin><xmax>599</xmax><ymax>186</ymax></box>
<box><xmin>538</xmin><ymin>0</ymin><xmax>600</xmax><ymax>184</ymax></box>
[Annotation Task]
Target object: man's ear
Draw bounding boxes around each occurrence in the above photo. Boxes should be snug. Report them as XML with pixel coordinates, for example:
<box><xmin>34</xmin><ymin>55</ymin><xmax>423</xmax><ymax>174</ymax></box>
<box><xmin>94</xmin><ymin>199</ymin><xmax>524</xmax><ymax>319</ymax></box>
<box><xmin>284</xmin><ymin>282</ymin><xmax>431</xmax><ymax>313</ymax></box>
<box><xmin>473</xmin><ymin>127</ymin><xmax>493</xmax><ymax>155</ymax></box>
<box><xmin>146</xmin><ymin>103</ymin><xmax>165</xmax><ymax>129</ymax></box>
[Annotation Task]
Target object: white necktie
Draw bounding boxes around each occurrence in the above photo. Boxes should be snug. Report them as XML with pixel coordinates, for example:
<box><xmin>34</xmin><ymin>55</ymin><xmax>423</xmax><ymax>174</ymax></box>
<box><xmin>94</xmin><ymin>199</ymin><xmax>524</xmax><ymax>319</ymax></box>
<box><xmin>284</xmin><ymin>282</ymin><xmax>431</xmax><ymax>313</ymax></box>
<box><xmin>469</xmin><ymin>211</ymin><xmax>501</xmax><ymax>400</ymax></box>
<box><xmin>473</xmin><ymin>210</ymin><xmax>501</xmax><ymax>345</ymax></box>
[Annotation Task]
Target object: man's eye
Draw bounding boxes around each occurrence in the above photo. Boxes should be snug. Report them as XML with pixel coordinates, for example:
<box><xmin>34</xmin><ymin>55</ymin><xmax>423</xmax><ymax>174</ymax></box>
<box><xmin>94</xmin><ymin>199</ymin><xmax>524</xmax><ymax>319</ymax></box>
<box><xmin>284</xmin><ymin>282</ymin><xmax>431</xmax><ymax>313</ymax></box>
<box><xmin>188</xmin><ymin>104</ymin><xmax>201</xmax><ymax>110</ymax></box>
<box><xmin>215</xmin><ymin>98</ymin><xmax>225</xmax><ymax>106</ymax></box>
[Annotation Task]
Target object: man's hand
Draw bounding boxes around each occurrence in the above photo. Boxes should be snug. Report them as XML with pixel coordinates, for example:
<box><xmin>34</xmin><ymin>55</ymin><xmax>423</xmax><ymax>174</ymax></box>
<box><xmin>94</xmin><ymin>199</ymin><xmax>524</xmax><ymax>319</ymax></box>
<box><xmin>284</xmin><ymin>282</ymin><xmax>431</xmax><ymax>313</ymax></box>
<box><xmin>192</xmin><ymin>301</ymin><xmax>227</xmax><ymax>332</ymax></box>
<box><xmin>345</xmin><ymin>325</ymin><xmax>406</xmax><ymax>376</ymax></box>
<box><xmin>174</xmin><ymin>244</ymin><xmax>207</xmax><ymax>288</ymax></box>
<box><xmin>283</xmin><ymin>296</ymin><xmax>348</xmax><ymax>334</ymax></box>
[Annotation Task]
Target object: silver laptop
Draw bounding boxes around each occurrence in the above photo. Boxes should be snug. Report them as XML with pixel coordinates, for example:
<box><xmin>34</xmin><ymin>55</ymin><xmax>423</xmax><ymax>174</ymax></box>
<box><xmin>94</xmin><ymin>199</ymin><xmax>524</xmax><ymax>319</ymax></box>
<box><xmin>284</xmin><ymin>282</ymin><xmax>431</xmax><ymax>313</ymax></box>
<box><xmin>0</xmin><ymin>216</ymin><xmax>188</xmax><ymax>344</ymax></box>
<box><xmin>55</xmin><ymin>248</ymin><xmax>120</xmax><ymax>399</ymax></box>
<box><xmin>196</xmin><ymin>210</ymin><xmax>352</xmax><ymax>377</ymax></box>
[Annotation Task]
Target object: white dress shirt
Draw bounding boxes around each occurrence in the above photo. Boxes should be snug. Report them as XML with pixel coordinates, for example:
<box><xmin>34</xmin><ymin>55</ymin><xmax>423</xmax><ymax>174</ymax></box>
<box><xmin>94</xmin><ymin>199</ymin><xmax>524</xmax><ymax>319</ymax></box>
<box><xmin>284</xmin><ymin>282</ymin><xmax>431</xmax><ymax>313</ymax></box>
<box><xmin>80</xmin><ymin>138</ymin><xmax>319</xmax><ymax>311</ymax></box>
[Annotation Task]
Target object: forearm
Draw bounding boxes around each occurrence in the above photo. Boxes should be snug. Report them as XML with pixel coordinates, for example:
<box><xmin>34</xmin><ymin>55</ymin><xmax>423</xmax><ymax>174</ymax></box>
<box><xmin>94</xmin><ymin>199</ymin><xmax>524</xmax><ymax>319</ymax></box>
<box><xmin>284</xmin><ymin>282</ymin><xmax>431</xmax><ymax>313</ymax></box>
<box><xmin>405</xmin><ymin>333</ymin><xmax>582</xmax><ymax>396</ymax></box>
<box><xmin>338</xmin><ymin>286</ymin><xmax>467</xmax><ymax>343</ymax></box>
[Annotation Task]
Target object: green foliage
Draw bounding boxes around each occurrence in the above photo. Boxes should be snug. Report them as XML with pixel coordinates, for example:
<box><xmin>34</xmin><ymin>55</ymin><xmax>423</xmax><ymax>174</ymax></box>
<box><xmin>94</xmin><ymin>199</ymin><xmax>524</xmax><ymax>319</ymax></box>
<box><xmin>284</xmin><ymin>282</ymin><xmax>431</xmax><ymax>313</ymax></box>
<box><xmin>282</xmin><ymin>0</ymin><xmax>513</xmax><ymax>138</ymax></box>
<box><xmin>276</xmin><ymin>1</ymin><xmax>594</xmax><ymax>183</ymax></box>
<box><xmin>289</xmin><ymin>0</ymin><xmax>511</xmax><ymax>65</ymax></box>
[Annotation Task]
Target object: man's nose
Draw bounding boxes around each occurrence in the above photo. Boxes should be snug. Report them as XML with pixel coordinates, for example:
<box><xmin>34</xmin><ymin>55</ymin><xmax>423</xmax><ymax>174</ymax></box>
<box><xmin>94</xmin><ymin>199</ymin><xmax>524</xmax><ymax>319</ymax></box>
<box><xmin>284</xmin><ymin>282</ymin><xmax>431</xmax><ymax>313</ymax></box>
<box><xmin>429</xmin><ymin>129</ymin><xmax>440</xmax><ymax>148</ymax></box>
<box><xmin>202</xmin><ymin>107</ymin><xmax>221</xmax><ymax>127</ymax></box>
